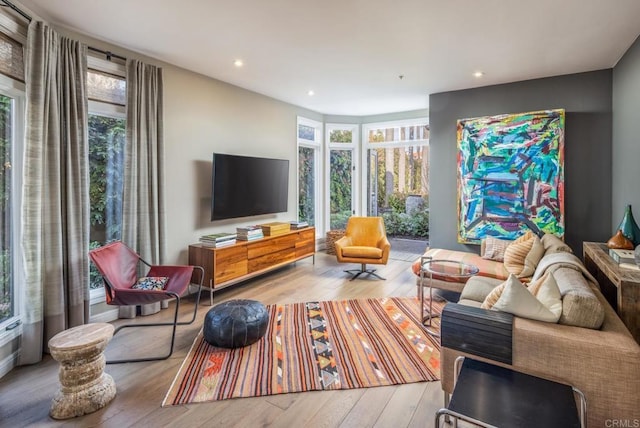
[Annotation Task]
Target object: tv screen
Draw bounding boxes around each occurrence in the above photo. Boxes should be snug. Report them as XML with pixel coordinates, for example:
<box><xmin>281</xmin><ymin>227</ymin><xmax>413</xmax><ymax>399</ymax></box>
<box><xmin>211</xmin><ymin>153</ymin><xmax>289</xmax><ymax>221</ymax></box>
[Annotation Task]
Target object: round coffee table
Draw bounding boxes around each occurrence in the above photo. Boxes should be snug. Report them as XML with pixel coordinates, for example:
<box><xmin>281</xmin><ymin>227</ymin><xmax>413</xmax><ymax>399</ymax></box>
<box><xmin>419</xmin><ymin>257</ymin><xmax>479</xmax><ymax>336</ymax></box>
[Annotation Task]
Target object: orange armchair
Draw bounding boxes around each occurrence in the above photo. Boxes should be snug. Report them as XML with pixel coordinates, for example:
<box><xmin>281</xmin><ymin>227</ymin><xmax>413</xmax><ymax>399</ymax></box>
<box><xmin>334</xmin><ymin>216</ymin><xmax>391</xmax><ymax>280</ymax></box>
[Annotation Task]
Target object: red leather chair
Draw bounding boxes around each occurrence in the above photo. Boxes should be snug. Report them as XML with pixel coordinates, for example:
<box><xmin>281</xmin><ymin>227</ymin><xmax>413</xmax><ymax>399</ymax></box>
<box><xmin>89</xmin><ymin>241</ymin><xmax>204</xmax><ymax>364</ymax></box>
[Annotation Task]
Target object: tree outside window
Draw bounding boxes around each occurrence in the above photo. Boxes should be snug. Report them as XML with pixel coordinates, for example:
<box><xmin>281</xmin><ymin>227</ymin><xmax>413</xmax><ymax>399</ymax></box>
<box><xmin>88</xmin><ymin>114</ymin><xmax>125</xmax><ymax>289</ymax></box>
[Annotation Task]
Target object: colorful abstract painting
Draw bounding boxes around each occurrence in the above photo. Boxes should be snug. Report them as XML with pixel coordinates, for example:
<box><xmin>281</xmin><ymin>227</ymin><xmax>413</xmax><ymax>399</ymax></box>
<box><xmin>457</xmin><ymin>109</ymin><xmax>565</xmax><ymax>244</ymax></box>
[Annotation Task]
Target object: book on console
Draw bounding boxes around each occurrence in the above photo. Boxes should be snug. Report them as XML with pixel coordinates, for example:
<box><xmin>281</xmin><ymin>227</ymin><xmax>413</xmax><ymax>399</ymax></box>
<box><xmin>200</xmin><ymin>238</ymin><xmax>237</xmax><ymax>247</ymax></box>
<box><xmin>289</xmin><ymin>220</ymin><xmax>309</xmax><ymax>229</ymax></box>
<box><xmin>237</xmin><ymin>226</ymin><xmax>262</xmax><ymax>233</ymax></box>
<box><xmin>619</xmin><ymin>262</ymin><xmax>640</xmax><ymax>271</ymax></box>
<box><xmin>201</xmin><ymin>232</ymin><xmax>237</xmax><ymax>242</ymax></box>
<box><xmin>609</xmin><ymin>248</ymin><xmax>636</xmax><ymax>264</ymax></box>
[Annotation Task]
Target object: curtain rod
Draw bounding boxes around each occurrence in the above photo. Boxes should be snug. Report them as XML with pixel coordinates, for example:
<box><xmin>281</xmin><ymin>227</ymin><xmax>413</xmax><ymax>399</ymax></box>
<box><xmin>0</xmin><ymin>0</ymin><xmax>127</xmax><ymax>62</ymax></box>
<box><xmin>88</xmin><ymin>46</ymin><xmax>126</xmax><ymax>62</ymax></box>
<box><xmin>0</xmin><ymin>0</ymin><xmax>30</xmax><ymax>22</ymax></box>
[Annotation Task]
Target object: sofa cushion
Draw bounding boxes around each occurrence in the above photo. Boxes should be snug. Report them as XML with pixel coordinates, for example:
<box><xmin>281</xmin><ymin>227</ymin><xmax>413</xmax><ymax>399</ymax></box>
<box><xmin>481</xmin><ymin>237</ymin><xmax>511</xmax><ymax>262</ymax></box>
<box><xmin>460</xmin><ymin>276</ymin><xmax>504</xmax><ymax>302</ymax></box>
<box><xmin>541</xmin><ymin>233</ymin><xmax>573</xmax><ymax>256</ymax></box>
<box><xmin>553</xmin><ymin>268</ymin><xmax>605</xmax><ymax>329</ymax></box>
<box><xmin>491</xmin><ymin>274</ymin><xmax>562</xmax><ymax>323</ymax></box>
<box><xmin>412</xmin><ymin>248</ymin><xmax>509</xmax><ymax>282</ymax></box>
<box><xmin>503</xmin><ymin>231</ymin><xmax>544</xmax><ymax>278</ymax></box>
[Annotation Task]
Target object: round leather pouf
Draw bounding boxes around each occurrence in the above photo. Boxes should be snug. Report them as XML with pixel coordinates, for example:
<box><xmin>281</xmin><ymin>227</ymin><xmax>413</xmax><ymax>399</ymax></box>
<box><xmin>203</xmin><ymin>299</ymin><xmax>269</xmax><ymax>348</ymax></box>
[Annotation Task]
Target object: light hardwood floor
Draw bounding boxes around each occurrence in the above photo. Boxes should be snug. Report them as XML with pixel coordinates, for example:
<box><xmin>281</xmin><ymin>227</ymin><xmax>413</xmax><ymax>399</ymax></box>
<box><xmin>0</xmin><ymin>253</ymin><xmax>448</xmax><ymax>428</ymax></box>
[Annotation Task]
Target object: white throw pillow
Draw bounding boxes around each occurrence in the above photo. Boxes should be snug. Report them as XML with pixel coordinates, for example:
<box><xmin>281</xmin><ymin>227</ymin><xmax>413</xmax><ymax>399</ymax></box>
<box><xmin>491</xmin><ymin>274</ymin><xmax>562</xmax><ymax>323</ymax></box>
<box><xmin>533</xmin><ymin>272</ymin><xmax>562</xmax><ymax>321</ymax></box>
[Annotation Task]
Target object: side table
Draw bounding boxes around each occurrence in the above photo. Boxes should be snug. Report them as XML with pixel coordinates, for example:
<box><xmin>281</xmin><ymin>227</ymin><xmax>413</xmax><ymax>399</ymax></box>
<box><xmin>435</xmin><ymin>357</ymin><xmax>586</xmax><ymax>428</ymax></box>
<box><xmin>48</xmin><ymin>323</ymin><xmax>116</xmax><ymax>419</ymax></box>
<box><xmin>583</xmin><ymin>242</ymin><xmax>640</xmax><ymax>343</ymax></box>
<box><xmin>419</xmin><ymin>257</ymin><xmax>478</xmax><ymax>336</ymax></box>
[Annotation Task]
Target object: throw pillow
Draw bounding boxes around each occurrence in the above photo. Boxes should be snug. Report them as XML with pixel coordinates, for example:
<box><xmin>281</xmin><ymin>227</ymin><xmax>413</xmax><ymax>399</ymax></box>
<box><xmin>541</xmin><ymin>233</ymin><xmax>573</xmax><ymax>255</ymax></box>
<box><xmin>480</xmin><ymin>280</ymin><xmax>506</xmax><ymax>309</ymax></box>
<box><xmin>491</xmin><ymin>274</ymin><xmax>562</xmax><ymax>323</ymax></box>
<box><xmin>132</xmin><ymin>276</ymin><xmax>168</xmax><ymax>290</ymax></box>
<box><xmin>503</xmin><ymin>231</ymin><xmax>545</xmax><ymax>278</ymax></box>
<box><xmin>481</xmin><ymin>236</ymin><xmax>512</xmax><ymax>262</ymax></box>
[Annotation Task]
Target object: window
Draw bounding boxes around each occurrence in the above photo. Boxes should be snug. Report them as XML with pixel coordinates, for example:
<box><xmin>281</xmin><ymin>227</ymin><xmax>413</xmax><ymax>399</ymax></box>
<box><xmin>362</xmin><ymin>119</ymin><xmax>429</xmax><ymax>240</ymax></box>
<box><xmin>0</xmin><ymin>22</ymin><xmax>25</xmax><ymax>329</ymax></box>
<box><xmin>0</xmin><ymin>92</ymin><xmax>16</xmax><ymax>323</ymax></box>
<box><xmin>87</xmin><ymin>56</ymin><xmax>126</xmax><ymax>295</ymax></box>
<box><xmin>297</xmin><ymin>117</ymin><xmax>322</xmax><ymax>230</ymax></box>
<box><xmin>326</xmin><ymin>124</ymin><xmax>358</xmax><ymax>230</ymax></box>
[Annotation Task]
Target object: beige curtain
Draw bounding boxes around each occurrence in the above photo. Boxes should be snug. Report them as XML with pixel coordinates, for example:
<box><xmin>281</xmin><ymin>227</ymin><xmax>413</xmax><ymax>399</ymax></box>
<box><xmin>120</xmin><ymin>59</ymin><xmax>165</xmax><ymax>317</ymax></box>
<box><xmin>20</xmin><ymin>21</ymin><xmax>89</xmax><ymax>364</ymax></box>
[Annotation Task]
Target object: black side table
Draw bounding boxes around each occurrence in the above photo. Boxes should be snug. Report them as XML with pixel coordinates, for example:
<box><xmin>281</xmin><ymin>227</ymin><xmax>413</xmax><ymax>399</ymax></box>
<box><xmin>435</xmin><ymin>357</ymin><xmax>586</xmax><ymax>428</ymax></box>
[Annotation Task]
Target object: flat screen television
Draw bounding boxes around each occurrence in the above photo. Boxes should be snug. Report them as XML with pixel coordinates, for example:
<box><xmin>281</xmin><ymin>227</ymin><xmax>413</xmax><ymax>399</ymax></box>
<box><xmin>211</xmin><ymin>153</ymin><xmax>289</xmax><ymax>221</ymax></box>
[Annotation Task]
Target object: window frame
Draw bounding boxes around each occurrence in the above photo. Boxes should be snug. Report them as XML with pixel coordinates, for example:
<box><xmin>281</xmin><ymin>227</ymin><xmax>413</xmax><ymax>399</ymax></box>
<box><xmin>87</xmin><ymin>56</ymin><xmax>126</xmax><ymax>306</ymax></box>
<box><xmin>0</xmin><ymin>73</ymin><xmax>25</xmax><ymax>340</ymax></box>
<box><xmin>325</xmin><ymin>123</ymin><xmax>359</xmax><ymax>232</ymax></box>
<box><xmin>296</xmin><ymin>116</ymin><xmax>323</xmax><ymax>236</ymax></box>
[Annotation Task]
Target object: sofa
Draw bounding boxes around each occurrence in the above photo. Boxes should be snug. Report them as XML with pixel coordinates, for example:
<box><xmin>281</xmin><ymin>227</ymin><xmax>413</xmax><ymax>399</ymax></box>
<box><xmin>413</xmin><ymin>234</ymin><xmax>640</xmax><ymax>426</ymax></box>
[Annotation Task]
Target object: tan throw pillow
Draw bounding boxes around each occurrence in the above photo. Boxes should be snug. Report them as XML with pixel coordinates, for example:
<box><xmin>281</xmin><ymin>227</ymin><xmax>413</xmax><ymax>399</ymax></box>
<box><xmin>503</xmin><ymin>231</ymin><xmax>545</xmax><ymax>278</ymax></box>
<box><xmin>480</xmin><ymin>280</ymin><xmax>507</xmax><ymax>309</ymax></box>
<box><xmin>481</xmin><ymin>237</ymin><xmax>511</xmax><ymax>262</ymax></box>
<box><xmin>491</xmin><ymin>274</ymin><xmax>562</xmax><ymax>323</ymax></box>
<box><xmin>526</xmin><ymin>271</ymin><xmax>550</xmax><ymax>296</ymax></box>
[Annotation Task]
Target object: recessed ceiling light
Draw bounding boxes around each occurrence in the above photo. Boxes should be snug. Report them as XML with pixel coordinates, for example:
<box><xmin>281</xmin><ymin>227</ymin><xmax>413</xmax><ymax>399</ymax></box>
<box><xmin>473</xmin><ymin>71</ymin><xmax>484</xmax><ymax>78</ymax></box>
<box><xmin>307</xmin><ymin>90</ymin><xmax>315</xmax><ymax>96</ymax></box>
<box><xmin>233</xmin><ymin>59</ymin><xmax>244</xmax><ymax>67</ymax></box>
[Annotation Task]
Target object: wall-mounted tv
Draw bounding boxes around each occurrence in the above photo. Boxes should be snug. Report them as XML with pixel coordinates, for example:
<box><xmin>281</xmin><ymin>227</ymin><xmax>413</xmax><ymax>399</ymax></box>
<box><xmin>211</xmin><ymin>153</ymin><xmax>289</xmax><ymax>221</ymax></box>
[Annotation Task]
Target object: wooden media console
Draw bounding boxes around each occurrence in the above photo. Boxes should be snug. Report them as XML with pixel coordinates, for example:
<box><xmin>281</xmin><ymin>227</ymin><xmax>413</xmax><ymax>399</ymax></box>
<box><xmin>189</xmin><ymin>227</ymin><xmax>315</xmax><ymax>302</ymax></box>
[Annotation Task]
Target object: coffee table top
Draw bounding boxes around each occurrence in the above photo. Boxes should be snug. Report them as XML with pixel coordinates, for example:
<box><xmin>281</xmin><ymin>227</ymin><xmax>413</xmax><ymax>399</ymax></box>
<box><xmin>421</xmin><ymin>259</ymin><xmax>479</xmax><ymax>279</ymax></box>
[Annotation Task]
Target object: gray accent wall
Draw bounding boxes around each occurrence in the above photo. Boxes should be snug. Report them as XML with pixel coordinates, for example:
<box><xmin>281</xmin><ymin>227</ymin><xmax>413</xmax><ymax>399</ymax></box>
<box><xmin>612</xmin><ymin>35</ymin><xmax>640</xmax><ymax>236</ymax></box>
<box><xmin>429</xmin><ymin>70</ymin><xmax>613</xmax><ymax>253</ymax></box>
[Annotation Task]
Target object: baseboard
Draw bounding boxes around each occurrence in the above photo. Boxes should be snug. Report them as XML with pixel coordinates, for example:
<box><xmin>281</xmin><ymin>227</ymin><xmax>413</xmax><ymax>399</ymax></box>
<box><xmin>0</xmin><ymin>350</ymin><xmax>19</xmax><ymax>379</ymax></box>
<box><xmin>89</xmin><ymin>308</ymin><xmax>119</xmax><ymax>323</ymax></box>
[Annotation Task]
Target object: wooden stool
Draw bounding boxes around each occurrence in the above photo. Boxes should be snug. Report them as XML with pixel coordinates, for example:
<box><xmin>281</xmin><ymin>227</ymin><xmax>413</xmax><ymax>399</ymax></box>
<box><xmin>48</xmin><ymin>323</ymin><xmax>116</xmax><ymax>419</ymax></box>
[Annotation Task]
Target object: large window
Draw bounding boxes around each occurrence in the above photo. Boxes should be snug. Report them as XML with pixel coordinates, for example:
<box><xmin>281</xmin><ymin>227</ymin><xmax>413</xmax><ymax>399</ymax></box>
<box><xmin>87</xmin><ymin>57</ymin><xmax>126</xmax><ymax>293</ymax></box>
<box><xmin>362</xmin><ymin>119</ymin><xmax>429</xmax><ymax>240</ymax></box>
<box><xmin>297</xmin><ymin>117</ymin><xmax>322</xmax><ymax>229</ymax></box>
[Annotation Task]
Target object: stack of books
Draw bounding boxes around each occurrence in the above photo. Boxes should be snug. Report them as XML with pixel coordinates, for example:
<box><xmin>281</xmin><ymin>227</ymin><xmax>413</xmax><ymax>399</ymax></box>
<box><xmin>289</xmin><ymin>220</ymin><xmax>309</xmax><ymax>230</ymax></box>
<box><xmin>236</xmin><ymin>226</ymin><xmax>264</xmax><ymax>241</ymax></box>
<box><xmin>259</xmin><ymin>221</ymin><xmax>290</xmax><ymax>236</ymax></box>
<box><xmin>608</xmin><ymin>248</ymin><xmax>639</xmax><ymax>271</ymax></box>
<box><xmin>200</xmin><ymin>232</ymin><xmax>237</xmax><ymax>248</ymax></box>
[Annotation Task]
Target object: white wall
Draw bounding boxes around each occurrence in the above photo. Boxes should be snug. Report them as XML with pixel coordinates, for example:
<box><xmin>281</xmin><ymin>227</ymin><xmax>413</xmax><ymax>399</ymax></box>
<box><xmin>162</xmin><ymin>66</ymin><xmax>322</xmax><ymax>263</ymax></box>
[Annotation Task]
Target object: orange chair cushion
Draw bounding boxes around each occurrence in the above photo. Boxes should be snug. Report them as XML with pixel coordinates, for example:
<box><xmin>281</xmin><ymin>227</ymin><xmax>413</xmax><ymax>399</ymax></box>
<box><xmin>342</xmin><ymin>246</ymin><xmax>383</xmax><ymax>259</ymax></box>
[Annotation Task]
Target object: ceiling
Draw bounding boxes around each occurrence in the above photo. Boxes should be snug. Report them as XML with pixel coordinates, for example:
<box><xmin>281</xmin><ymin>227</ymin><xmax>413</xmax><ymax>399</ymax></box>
<box><xmin>16</xmin><ymin>0</ymin><xmax>640</xmax><ymax>116</ymax></box>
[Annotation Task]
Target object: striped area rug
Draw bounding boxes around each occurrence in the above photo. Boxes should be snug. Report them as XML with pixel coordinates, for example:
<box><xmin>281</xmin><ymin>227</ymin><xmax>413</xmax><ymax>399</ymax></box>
<box><xmin>163</xmin><ymin>297</ymin><xmax>442</xmax><ymax>406</ymax></box>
